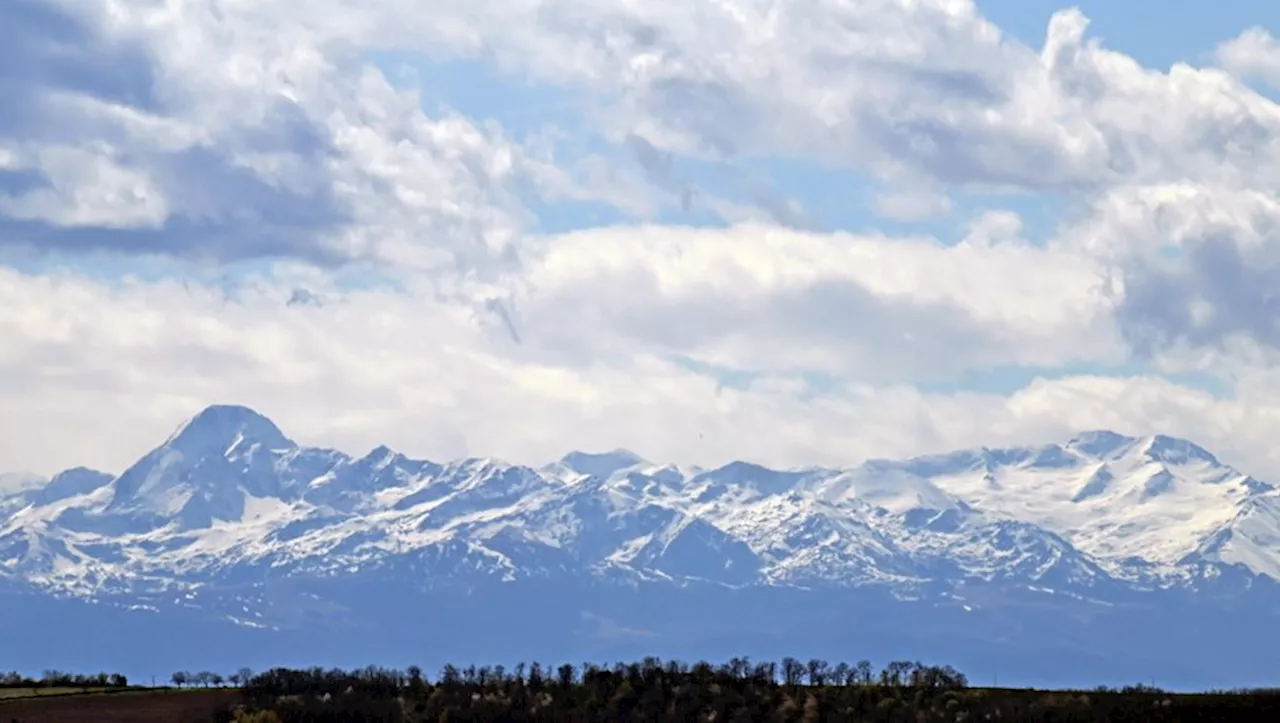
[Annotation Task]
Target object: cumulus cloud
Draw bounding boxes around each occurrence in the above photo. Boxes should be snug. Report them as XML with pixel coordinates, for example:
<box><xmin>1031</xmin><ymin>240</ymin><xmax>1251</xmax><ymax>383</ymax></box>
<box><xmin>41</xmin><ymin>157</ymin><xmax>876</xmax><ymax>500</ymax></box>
<box><xmin>0</xmin><ymin>265</ymin><xmax>1269</xmax><ymax>480</ymax></box>
<box><xmin>8</xmin><ymin>0</ymin><xmax>1280</xmax><ymax>484</ymax></box>
<box><xmin>0</xmin><ymin>1</ymin><xmax>608</xmax><ymax>270</ymax></box>
<box><xmin>296</xmin><ymin>0</ymin><xmax>1280</xmax><ymax>192</ymax></box>
<box><xmin>1217</xmin><ymin>27</ymin><xmax>1280</xmax><ymax>88</ymax></box>
<box><xmin>1058</xmin><ymin>183</ymin><xmax>1280</xmax><ymax>362</ymax></box>
<box><xmin>508</xmin><ymin>223</ymin><xmax>1121</xmax><ymax>380</ymax></box>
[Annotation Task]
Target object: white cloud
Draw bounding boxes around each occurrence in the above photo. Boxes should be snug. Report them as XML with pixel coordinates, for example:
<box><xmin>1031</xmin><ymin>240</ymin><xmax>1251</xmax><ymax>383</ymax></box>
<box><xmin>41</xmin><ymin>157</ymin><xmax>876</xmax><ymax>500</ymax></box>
<box><xmin>45</xmin><ymin>0</ymin><xmax>1279</xmax><ymax>203</ymax></box>
<box><xmin>871</xmin><ymin>188</ymin><xmax>953</xmax><ymax>221</ymax></box>
<box><xmin>7</xmin><ymin>0</ymin><xmax>1280</xmax><ymax>486</ymax></box>
<box><xmin>0</xmin><ymin>1</ymin><xmax>627</xmax><ymax>270</ymax></box>
<box><xmin>21</xmin><ymin>1</ymin><xmax>1280</xmax><ymax>202</ymax></box>
<box><xmin>1058</xmin><ymin>183</ymin><xmax>1280</xmax><ymax>358</ymax></box>
<box><xmin>0</xmin><ymin>144</ymin><xmax>168</xmax><ymax>229</ymax></box>
<box><xmin>0</xmin><ymin>263</ymin><xmax>1267</xmax><ymax>480</ymax></box>
<box><xmin>261</xmin><ymin>1</ymin><xmax>1280</xmax><ymax>192</ymax></box>
<box><xmin>1217</xmin><ymin>27</ymin><xmax>1280</xmax><ymax>88</ymax></box>
<box><xmin>508</xmin><ymin>222</ymin><xmax>1121</xmax><ymax>379</ymax></box>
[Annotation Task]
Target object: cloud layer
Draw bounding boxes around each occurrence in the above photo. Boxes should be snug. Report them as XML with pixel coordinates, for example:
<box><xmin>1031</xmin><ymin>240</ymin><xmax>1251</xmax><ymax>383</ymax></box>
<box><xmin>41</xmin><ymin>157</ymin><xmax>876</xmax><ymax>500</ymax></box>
<box><xmin>5</xmin><ymin>1</ymin><xmax>1280</xmax><ymax>480</ymax></box>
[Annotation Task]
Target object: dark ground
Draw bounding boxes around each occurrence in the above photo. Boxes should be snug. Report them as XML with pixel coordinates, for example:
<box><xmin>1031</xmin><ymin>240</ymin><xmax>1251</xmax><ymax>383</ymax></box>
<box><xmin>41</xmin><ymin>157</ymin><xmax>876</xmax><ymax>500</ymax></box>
<box><xmin>0</xmin><ymin>688</ymin><xmax>237</xmax><ymax>723</ymax></box>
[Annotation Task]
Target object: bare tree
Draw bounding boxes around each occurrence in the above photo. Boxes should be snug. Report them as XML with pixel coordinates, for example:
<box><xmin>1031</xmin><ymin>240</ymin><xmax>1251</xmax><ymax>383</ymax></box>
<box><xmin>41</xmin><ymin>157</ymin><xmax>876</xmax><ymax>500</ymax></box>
<box><xmin>782</xmin><ymin>658</ymin><xmax>804</xmax><ymax>687</ymax></box>
<box><xmin>806</xmin><ymin>659</ymin><xmax>829</xmax><ymax>686</ymax></box>
<box><xmin>833</xmin><ymin>662</ymin><xmax>852</xmax><ymax>687</ymax></box>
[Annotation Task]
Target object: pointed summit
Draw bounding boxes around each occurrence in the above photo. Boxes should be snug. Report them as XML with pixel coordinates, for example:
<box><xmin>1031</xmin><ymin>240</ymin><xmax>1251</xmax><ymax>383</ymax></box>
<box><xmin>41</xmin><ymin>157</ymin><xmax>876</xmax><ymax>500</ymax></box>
<box><xmin>1142</xmin><ymin>434</ymin><xmax>1218</xmax><ymax>466</ymax></box>
<box><xmin>359</xmin><ymin>445</ymin><xmax>400</xmax><ymax>468</ymax></box>
<box><xmin>101</xmin><ymin>405</ymin><xmax>298</xmax><ymax>525</ymax></box>
<box><xmin>165</xmin><ymin>404</ymin><xmax>294</xmax><ymax>455</ymax></box>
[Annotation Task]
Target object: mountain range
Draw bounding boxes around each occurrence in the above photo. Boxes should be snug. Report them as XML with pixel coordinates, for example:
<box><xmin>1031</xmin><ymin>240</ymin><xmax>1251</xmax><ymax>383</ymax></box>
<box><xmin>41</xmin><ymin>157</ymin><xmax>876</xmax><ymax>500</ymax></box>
<box><xmin>3</xmin><ymin>404</ymin><xmax>1280</xmax><ymax>689</ymax></box>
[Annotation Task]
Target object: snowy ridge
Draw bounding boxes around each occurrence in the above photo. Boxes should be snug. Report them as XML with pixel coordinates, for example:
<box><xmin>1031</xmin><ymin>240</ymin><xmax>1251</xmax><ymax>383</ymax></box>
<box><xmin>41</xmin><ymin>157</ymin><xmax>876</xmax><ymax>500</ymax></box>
<box><xmin>2</xmin><ymin>407</ymin><xmax>1280</xmax><ymax>611</ymax></box>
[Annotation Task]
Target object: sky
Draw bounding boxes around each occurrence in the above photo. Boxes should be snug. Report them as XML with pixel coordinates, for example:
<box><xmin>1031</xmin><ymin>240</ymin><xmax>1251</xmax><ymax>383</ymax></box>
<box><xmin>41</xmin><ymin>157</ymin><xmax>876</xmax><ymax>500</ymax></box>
<box><xmin>5</xmin><ymin>0</ymin><xmax>1280</xmax><ymax>479</ymax></box>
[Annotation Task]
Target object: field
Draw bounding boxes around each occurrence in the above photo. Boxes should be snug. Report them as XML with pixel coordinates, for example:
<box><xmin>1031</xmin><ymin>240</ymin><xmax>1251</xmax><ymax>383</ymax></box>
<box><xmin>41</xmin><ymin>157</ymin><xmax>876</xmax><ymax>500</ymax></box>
<box><xmin>0</xmin><ymin>687</ymin><xmax>110</xmax><ymax>699</ymax></box>
<box><xmin>0</xmin><ymin>688</ymin><xmax>236</xmax><ymax>722</ymax></box>
<box><xmin>2</xmin><ymin>675</ymin><xmax>1277</xmax><ymax>722</ymax></box>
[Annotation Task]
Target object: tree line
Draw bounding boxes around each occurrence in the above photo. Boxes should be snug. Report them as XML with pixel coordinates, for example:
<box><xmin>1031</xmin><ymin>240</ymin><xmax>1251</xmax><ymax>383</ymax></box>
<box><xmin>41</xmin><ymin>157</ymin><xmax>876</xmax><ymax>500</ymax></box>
<box><xmin>172</xmin><ymin>669</ymin><xmax>256</xmax><ymax>689</ymax></box>
<box><xmin>0</xmin><ymin>670</ymin><xmax>128</xmax><ymax>689</ymax></box>
<box><xmin>7</xmin><ymin>659</ymin><xmax>1278</xmax><ymax>720</ymax></box>
<box><xmin>213</xmin><ymin>657</ymin><xmax>1280</xmax><ymax>722</ymax></box>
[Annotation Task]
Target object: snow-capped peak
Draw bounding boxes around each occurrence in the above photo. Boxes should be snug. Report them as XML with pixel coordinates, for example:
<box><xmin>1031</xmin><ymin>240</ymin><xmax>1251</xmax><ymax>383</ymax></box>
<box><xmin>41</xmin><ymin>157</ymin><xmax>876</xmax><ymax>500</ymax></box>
<box><xmin>1140</xmin><ymin>434</ymin><xmax>1219</xmax><ymax>466</ymax></box>
<box><xmin>163</xmin><ymin>404</ymin><xmax>295</xmax><ymax>456</ymax></box>
<box><xmin>31</xmin><ymin>468</ymin><xmax>113</xmax><ymax>506</ymax></box>
<box><xmin>85</xmin><ymin>405</ymin><xmax>308</xmax><ymax>530</ymax></box>
<box><xmin>1065</xmin><ymin>430</ymin><xmax>1137</xmax><ymax>459</ymax></box>
<box><xmin>9</xmin><ymin>413</ymin><xmax>1280</xmax><ymax>610</ymax></box>
<box><xmin>1064</xmin><ymin>430</ymin><xmax>1218</xmax><ymax>466</ymax></box>
<box><xmin>907</xmin><ymin>431</ymin><xmax>1277</xmax><ymax>578</ymax></box>
<box><xmin>556</xmin><ymin>449</ymin><xmax>648</xmax><ymax>479</ymax></box>
<box><xmin>360</xmin><ymin>445</ymin><xmax>401</xmax><ymax>469</ymax></box>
